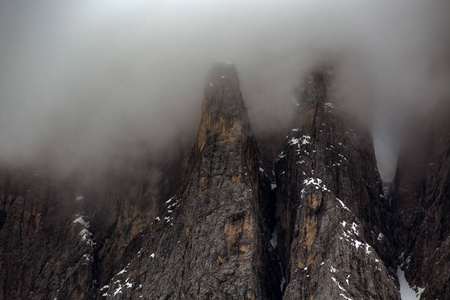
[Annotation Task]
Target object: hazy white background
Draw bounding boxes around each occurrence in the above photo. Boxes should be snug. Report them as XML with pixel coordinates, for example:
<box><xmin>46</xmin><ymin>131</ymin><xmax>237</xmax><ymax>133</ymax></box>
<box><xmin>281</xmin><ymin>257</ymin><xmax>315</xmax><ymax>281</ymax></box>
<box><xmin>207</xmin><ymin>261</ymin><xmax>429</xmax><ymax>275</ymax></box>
<box><xmin>0</xmin><ymin>0</ymin><xmax>449</xmax><ymax>179</ymax></box>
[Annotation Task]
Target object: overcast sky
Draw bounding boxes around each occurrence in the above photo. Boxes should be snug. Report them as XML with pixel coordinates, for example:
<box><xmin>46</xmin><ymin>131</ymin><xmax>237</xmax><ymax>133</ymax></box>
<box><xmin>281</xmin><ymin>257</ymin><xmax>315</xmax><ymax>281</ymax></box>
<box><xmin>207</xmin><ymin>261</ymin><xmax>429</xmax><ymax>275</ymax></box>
<box><xmin>0</xmin><ymin>0</ymin><xmax>449</xmax><ymax>179</ymax></box>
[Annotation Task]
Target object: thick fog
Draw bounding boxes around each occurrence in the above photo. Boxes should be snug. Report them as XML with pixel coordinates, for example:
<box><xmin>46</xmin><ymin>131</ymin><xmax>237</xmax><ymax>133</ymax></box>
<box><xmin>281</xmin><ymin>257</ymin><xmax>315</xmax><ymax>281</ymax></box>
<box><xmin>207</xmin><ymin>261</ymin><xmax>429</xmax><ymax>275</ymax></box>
<box><xmin>0</xmin><ymin>0</ymin><xmax>449</xmax><ymax>179</ymax></box>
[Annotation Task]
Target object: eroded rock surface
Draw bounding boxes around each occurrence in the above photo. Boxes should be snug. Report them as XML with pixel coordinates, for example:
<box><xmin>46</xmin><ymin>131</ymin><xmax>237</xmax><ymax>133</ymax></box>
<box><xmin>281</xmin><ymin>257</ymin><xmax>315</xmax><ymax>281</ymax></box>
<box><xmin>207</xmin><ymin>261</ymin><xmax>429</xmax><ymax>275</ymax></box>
<box><xmin>275</xmin><ymin>69</ymin><xmax>399</xmax><ymax>299</ymax></box>
<box><xmin>391</xmin><ymin>101</ymin><xmax>450</xmax><ymax>299</ymax></box>
<box><xmin>100</xmin><ymin>63</ymin><xmax>280</xmax><ymax>299</ymax></box>
<box><xmin>1</xmin><ymin>64</ymin><xmax>448</xmax><ymax>300</ymax></box>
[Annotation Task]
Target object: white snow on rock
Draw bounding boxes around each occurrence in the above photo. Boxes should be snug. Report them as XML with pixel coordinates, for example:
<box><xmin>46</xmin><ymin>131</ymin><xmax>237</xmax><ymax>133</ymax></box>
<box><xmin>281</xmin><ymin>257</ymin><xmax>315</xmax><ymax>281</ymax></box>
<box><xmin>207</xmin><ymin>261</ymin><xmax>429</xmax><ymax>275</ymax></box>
<box><xmin>340</xmin><ymin>219</ymin><xmax>372</xmax><ymax>254</ymax></box>
<box><xmin>270</xmin><ymin>228</ymin><xmax>278</xmax><ymax>248</ymax></box>
<box><xmin>113</xmin><ymin>281</ymin><xmax>123</xmax><ymax>296</ymax></box>
<box><xmin>73</xmin><ymin>215</ymin><xmax>89</xmax><ymax>228</ymax></box>
<box><xmin>79</xmin><ymin>229</ymin><xmax>92</xmax><ymax>242</ymax></box>
<box><xmin>116</xmin><ymin>268</ymin><xmax>127</xmax><ymax>276</ymax></box>
<box><xmin>289</xmin><ymin>135</ymin><xmax>311</xmax><ymax>147</ymax></box>
<box><xmin>336</xmin><ymin>198</ymin><xmax>350</xmax><ymax>212</ymax></box>
<box><xmin>125</xmin><ymin>278</ymin><xmax>133</xmax><ymax>289</ymax></box>
<box><xmin>302</xmin><ymin>178</ymin><xmax>330</xmax><ymax>192</ymax></box>
<box><xmin>350</xmin><ymin>222</ymin><xmax>359</xmax><ymax>236</ymax></box>
<box><xmin>82</xmin><ymin>254</ymin><xmax>92</xmax><ymax>261</ymax></box>
<box><xmin>100</xmin><ymin>285</ymin><xmax>109</xmax><ymax>297</ymax></box>
<box><xmin>73</xmin><ymin>215</ymin><xmax>95</xmax><ymax>246</ymax></box>
<box><xmin>277</xmin><ymin>151</ymin><xmax>286</xmax><ymax>161</ymax></box>
<box><xmin>397</xmin><ymin>267</ymin><xmax>425</xmax><ymax>300</ymax></box>
<box><xmin>331</xmin><ymin>276</ymin><xmax>348</xmax><ymax>293</ymax></box>
<box><xmin>324</xmin><ymin>102</ymin><xmax>334</xmax><ymax>109</ymax></box>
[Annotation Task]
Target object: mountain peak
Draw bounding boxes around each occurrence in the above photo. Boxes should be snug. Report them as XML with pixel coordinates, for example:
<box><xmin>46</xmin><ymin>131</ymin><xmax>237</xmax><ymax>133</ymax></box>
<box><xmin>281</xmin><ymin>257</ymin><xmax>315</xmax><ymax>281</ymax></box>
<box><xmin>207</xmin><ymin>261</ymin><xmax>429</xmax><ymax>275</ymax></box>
<box><xmin>197</xmin><ymin>63</ymin><xmax>249</xmax><ymax>152</ymax></box>
<box><xmin>206</xmin><ymin>61</ymin><xmax>239</xmax><ymax>88</ymax></box>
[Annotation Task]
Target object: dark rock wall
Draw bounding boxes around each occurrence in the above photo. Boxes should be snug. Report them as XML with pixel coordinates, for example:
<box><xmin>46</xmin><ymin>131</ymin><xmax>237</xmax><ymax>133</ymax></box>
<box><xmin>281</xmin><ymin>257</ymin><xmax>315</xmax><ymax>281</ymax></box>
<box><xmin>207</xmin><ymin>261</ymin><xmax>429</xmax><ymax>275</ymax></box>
<box><xmin>0</xmin><ymin>64</ymin><xmax>448</xmax><ymax>299</ymax></box>
<box><xmin>0</xmin><ymin>150</ymin><xmax>184</xmax><ymax>299</ymax></box>
<box><xmin>275</xmin><ymin>69</ymin><xmax>399</xmax><ymax>299</ymax></box>
<box><xmin>100</xmin><ymin>63</ymin><xmax>280</xmax><ymax>299</ymax></box>
<box><xmin>0</xmin><ymin>171</ymin><xmax>95</xmax><ymax>300</ymax></box>
<box><xmin>391</xmin><ymin>101</ymin><xmax>450</xmax><ymax>299</ymax></box>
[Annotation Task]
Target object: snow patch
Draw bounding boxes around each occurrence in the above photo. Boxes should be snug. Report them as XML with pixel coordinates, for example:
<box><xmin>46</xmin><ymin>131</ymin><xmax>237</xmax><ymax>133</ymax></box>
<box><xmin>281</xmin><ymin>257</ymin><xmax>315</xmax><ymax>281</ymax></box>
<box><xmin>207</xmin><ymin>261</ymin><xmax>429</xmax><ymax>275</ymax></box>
<box><xmin>277</xmin><ymin>151</ymin><xmax>286</xmax><ymax>161</ymax></box>
<box><xmin>82</xmin><ymin>254</ymin><xmax>92</xmax><ymax>261</ymax></box>
<box><xmin>302</xmin><ymin>177</ymin><xmax>330</xmax><ymax>193</ymax></box>
<box><xmin>336</xmin><ymin>198</ymin><xmax>350</xmax><ymax>211</ymax></box>
<box><xmin>117</xmin><ymin>268</ymin><xmax>127</xmax><ymax>276</ymax></box>
<box><xmin>73</xmin><ymin>216</ymin><xmax>89</xmax><ymax>228</ymax></box>
<box><xmin>73</xmin><ymin>215</ymin><xmax>95</xmax><ymax>246</ymax></box>
<box><xmin>339</xmin><ymin>293</ymin><xmax>353</xmax><ymax>300</ymax></box>
<box><xmin>397</xmin><ymin>267</ymin><xmax>425</xmax><ymax>300</ymax></box>
<box><xmin>350</xmin><ymin>222</ymin><xmax>359</xmax><ymax>236</ymax></box>
<box><xmin>332</xmin><ymin>277</ymin><xmax>348</xmax><ymax>293</ymax></box>
<box><xmin>324</xmin><ymin>102</ymin><xmax>334</xmax><ymax>108</ymax></box>
<box><xmin>270</xmin><ymin>228</ymin><xmax>278</xmax><ymax>248</ymax></box>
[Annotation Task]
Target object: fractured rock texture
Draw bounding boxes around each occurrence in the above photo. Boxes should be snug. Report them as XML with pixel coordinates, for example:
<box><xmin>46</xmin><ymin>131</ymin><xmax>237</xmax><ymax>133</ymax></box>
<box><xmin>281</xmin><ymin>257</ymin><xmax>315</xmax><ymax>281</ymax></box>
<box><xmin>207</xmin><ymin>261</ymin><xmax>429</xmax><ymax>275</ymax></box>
<box><xmin>0</xmin><ymin>64</ymin><xmax>448</xmax><ymax>300</ymax></box>
<box><xmin>0</xmin><ymin>171</ymin><xmax>95</xmax><ymax>300</ymax></box>
<box><xmin>100</xmin><ymin>63</ymin><xmax>280</xmax><ymax>299</ymax></box>
<box><xmin>275</xmin><ymin>69</ymin><xmax>399</xmax><ymax>299</ymax></box>
<box><xmin>391</xmin><ymin>101</ymin><xmax>450</xmax><ymax>299</ymax></box>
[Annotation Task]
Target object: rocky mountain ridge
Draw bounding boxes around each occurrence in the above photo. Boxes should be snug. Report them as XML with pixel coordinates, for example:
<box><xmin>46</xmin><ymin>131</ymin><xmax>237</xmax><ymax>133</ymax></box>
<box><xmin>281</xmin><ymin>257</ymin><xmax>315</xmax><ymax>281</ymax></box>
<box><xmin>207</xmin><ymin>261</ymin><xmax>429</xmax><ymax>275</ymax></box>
<box><xmin>0</xmin><ymin>63</ymin><xmax>448</xmax><ymax>299</ymax></box>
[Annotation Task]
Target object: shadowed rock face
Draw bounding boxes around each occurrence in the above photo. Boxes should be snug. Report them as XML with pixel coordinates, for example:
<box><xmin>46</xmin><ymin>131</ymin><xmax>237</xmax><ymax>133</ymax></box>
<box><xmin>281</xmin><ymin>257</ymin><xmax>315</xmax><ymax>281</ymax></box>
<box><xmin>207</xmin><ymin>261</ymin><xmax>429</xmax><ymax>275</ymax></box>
<box><xmin>0</xmin><ymin>64</ymin><xmax>449</xmax><ymax>300</ymax></box>
<box><xmin>0</xmin><ymin>153</ymin><xmax>184</xmax><ymax>299</ymax></box>
<box><xmin>275</xmin><ymin>68</ymin><xmax>399</xmax><ymax>299</ymax></box>
<box><xmin>391</xmin><ymin>101</ymin><xmax>450</xmax><ymax>299</ymax></box>
<box><xmin>0</xmin><ymin>172</ymin><xmax>96</xmax><ymax>300</ymax></box>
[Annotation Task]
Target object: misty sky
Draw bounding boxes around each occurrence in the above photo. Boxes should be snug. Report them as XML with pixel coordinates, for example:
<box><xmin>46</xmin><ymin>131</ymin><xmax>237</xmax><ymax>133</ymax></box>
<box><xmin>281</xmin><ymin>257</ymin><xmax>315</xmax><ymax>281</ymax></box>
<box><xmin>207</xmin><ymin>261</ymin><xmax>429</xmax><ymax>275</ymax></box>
<box><xmin>0</xmin><ymin>0</ymin><xmax>449</xmax><ymax>179</ymax></box>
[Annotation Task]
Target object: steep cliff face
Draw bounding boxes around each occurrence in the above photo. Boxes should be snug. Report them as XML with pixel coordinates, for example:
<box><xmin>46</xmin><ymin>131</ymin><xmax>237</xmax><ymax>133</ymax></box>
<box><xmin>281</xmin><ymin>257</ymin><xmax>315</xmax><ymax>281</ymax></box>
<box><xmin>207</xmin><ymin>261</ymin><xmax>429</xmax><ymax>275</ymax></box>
<box><xmin>100</xmin><ymin>63</ymin><xmax>280</xmax><ymax>299</ymax></box>
<box><xmin>0</xmin><ymin>171</ymin><xmax>96</xmax><ymax>300</ymax></box>
<box><xmin>391</xmin><ymin>101</ymin><xmax>450</xmax><ymax>299</ymax></box>
<box><xmin>0</xmin><ymin>150</ymin><xmax>185</xmax><ymax>299</ymax></box>
<box><xmin>275</xmin><ymin>69</ymin><xmax>399</xmax><ymax>299</ymax></box>
<box><xmin>1</xmin><ymin>63</ymin><xmax>449</xmax><ymax>300</ymax></box>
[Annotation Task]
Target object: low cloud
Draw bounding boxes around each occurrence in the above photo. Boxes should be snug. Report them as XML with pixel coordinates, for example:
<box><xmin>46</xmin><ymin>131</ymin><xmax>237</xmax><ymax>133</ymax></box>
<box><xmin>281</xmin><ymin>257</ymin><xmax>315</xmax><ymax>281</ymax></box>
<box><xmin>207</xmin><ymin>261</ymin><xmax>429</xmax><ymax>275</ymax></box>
<box><xmin>0</xmin><ymin>0</ymin><xmax>448</xmax><ymax>179</ymax></box>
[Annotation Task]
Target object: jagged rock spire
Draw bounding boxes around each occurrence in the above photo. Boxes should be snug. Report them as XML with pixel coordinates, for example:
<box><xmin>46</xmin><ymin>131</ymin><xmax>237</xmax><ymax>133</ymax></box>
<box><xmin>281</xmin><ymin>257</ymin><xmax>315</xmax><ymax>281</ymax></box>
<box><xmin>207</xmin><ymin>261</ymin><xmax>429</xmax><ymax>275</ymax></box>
<box><xmin>101</xmin><ymin>63</ymin><xmax>281</xmax><ymax>299</ymax></box>
<box><xmin>276</xmin><ymin>67</ymin><xmax>399</xmax><ymax>299</ymax></box>
<box><xmin>196</xmin><ymin>62</ymin><xmax>249</xmax><ymax>153</ymax></box>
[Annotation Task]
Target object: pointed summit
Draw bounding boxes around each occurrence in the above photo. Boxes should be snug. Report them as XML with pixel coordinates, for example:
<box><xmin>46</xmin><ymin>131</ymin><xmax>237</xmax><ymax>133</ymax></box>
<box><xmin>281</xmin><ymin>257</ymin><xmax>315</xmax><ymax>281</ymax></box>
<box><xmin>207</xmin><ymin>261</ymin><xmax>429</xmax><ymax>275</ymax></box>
<box><xmin>102</xmin><ymin>64</ymin><xmax>281</xmax><ymax>299</ymax></box>
<box><xmin>196</xmin><ymin>62</ymin><xmax>250</xmax><ymax>153</ymax></box>
<box><xmin>276</xmin><ymin>67</ymin><xmax>399</xmax><ymax>299</ymax></box>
